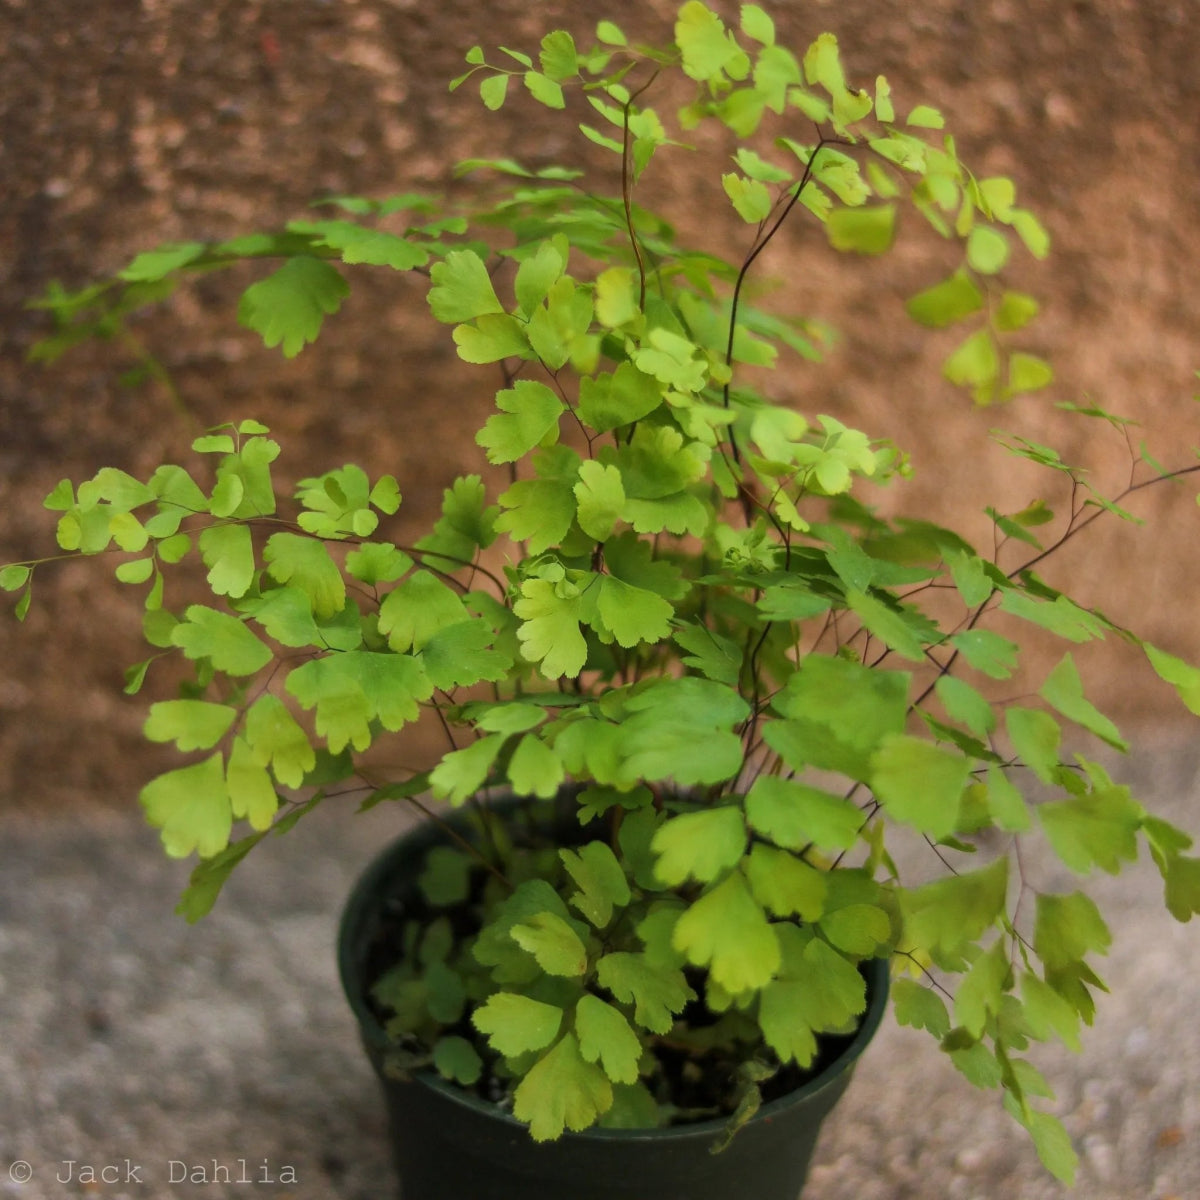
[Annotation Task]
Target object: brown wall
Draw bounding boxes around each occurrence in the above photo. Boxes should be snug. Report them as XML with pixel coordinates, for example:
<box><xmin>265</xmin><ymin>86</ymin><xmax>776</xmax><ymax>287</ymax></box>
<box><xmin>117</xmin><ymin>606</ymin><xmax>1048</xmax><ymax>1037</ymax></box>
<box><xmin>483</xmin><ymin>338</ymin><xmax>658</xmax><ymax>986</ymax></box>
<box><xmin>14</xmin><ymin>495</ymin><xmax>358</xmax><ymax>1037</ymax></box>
<box><xmin>2</xmin><ymin>0</ymin><xmax>1197</xmax><ymax>808</ymax></box>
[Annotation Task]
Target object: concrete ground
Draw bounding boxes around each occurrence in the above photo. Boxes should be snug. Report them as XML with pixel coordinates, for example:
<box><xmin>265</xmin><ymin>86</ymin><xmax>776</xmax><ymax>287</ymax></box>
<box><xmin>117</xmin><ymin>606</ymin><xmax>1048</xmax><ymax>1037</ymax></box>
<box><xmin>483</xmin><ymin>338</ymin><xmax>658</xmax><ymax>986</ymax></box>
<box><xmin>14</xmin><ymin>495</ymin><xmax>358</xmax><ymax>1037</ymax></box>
<box><xmin>1</xmin><ymin>738</ymin><xmax>1198</xmax><ymax>1200</ymax></box>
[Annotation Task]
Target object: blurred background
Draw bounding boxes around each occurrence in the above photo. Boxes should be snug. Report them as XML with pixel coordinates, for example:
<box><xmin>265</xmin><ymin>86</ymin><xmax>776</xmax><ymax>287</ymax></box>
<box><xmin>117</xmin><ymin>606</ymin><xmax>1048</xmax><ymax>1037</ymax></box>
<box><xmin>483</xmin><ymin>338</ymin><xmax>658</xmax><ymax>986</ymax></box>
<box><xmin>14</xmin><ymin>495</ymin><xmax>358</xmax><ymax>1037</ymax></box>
<box><xmin>1</xmin><ymin>0</ymin><xmax>1198</xmax><ymax>807</ymax></box>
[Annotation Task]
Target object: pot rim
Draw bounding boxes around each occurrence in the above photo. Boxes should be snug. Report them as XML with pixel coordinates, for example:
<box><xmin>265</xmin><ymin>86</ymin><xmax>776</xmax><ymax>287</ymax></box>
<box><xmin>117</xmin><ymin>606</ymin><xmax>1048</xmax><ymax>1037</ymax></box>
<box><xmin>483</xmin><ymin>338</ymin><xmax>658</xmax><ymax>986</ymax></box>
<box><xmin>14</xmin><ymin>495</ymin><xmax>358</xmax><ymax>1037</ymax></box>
<box><xmin>338</xmin><ymin>801</ymin><xmax>891</xmax><ymax>1145</ymax></box>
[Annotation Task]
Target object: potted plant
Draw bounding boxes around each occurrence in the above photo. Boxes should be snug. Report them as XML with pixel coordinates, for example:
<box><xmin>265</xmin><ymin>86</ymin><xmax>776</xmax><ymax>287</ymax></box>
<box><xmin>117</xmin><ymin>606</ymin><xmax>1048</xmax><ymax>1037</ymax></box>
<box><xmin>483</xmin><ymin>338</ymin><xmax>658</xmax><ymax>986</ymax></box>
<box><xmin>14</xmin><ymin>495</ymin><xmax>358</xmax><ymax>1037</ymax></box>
<box><xmin>7</xmin><ymin>3</ymin><xmax>1200</xmax><ymax>1196</ymax></box>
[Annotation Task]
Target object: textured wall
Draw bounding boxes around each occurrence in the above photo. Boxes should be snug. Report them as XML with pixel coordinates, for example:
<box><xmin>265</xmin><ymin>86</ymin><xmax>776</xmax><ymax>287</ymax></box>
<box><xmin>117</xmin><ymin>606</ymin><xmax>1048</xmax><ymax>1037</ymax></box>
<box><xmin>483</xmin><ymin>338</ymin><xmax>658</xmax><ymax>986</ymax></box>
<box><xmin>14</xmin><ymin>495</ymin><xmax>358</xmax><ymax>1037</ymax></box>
<box><xmin>2</xmin><ymin>0</ymin><xmax>1197</xmax><ymax>807</ymax></box>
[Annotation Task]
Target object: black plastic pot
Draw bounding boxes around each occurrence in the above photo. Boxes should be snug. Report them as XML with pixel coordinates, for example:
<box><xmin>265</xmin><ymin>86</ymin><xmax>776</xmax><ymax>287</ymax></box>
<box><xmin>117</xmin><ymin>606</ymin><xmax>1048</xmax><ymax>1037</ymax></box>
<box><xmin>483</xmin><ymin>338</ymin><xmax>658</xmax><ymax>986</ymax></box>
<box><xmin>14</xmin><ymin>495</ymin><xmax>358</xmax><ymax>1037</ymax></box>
<box><xmin>338</xmin><ymin>801</ymin><xmax>889</xmax><ymax>1200</ymax></box>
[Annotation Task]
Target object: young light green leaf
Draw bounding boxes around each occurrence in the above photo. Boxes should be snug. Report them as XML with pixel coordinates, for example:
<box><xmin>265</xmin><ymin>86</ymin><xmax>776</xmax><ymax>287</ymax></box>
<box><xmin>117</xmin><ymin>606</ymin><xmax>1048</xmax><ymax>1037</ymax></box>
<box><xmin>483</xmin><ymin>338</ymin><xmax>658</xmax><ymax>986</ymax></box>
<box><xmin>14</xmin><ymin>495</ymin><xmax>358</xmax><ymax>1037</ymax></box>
<box><xmin>479</xmin><ymin>72</ymin><xmax>509</xmax><ymax>111</ymax></box>
<box><xmin>905</xmin><ymin>272</ymin><xmax>984</xmax><ymax>328</ymax></box>
<box><xmin>1033</xmin><ymin>891</ymin><xmax>1111</xmax><ymax>970</ymax></box>
<box><xmin>675</xmin><ymin>1</ymin><xmax>748</xmax><ymax>82</ymax></box>
<box><xmin>510</xmin><ymin>911</ymin><xmax>588</xmax><ymax>976</ymax></box>
<box><xmin>869</xmin><ymin>734</ymin><xmax>971</xmax><ymax>839</ymax></box>
<box><xmin>197</xmin><ymin>524</ymin><xmax>255</xmax><ymax>598</ymax></box>
<box><xmin>596</xmin><ymin>951</ymin><xmax>695</xmax><ymax>1034</ymax></box>
<box><xmin>826</xmin><ymin>206</ymin><xmax>896</xmax><ymax>255</ymax></box>
<box><xmin>936</xmin><ymin>675</ymin><xmax>997</xmax><ymax>739</ymax></box>
<box><xmin>1144</xmin><ymin>643</ymin><xmax>1200</xmax><ymax>715</ymax></box>
<box><xmin>899</xmin><ymin>858</ymin><xmax>1009</xmax><ymax>968</ymax></box>
<box><xmin>651</xmin><ymin>806</ymin><xmax>746</xmax><ymax>887</ymax></box>
<box><xmin>507</xmin><ymin>732</ymin><xmax>564</xmax><ymax>800</ymax></box>
<box><xmin>1005</xmin><ymin>706</ymin><xmax>1061</xmax><ymax>783</ymax></box>
<box><xmin>950</xmin><ymin>629</ymin><xmax>1019</xmax><ymax>679</ymax></box>
<box><xmin>672</xmin><ymin>871</ymin><xmax>780</xmax><ymax>994</ymax></box>
<box><xmin>429</xmin><ymin>733</ymin><xmax>507</xmax><ymax>805</ymax></box>
<box><xmin>288</xmin><ymin>220</ymin><xmax>427</xmax><ymax>270</ymax></box>
<box><xmin>744</xmin><ymin>774</ymin><xmax>863</xmax><ymax>852</ymax></box>
<box><xmin>139</xmin><ymin>754</ymin><xmax>232</xmax><ymax>859</ymax></box>
<box><xmin>244</xmin><ymin>694</ymin><xmax>315</xmax><ymax>788</ymax></box>
<box><xmin>171</xmin><ymin>605</ymin><xmax>273</xmax><ymax>676</ymax></box>
<box><xmin>595</xmin><ymin>576</ymin><xmax>674</xmax><ymax>650</ymax></box>
<box><xmin>577</xmin><ymin>364</ymin><xmax>663</xmax><ymax>432</ymax></box>
<box><xmin>574</xmin><ymin>461</ymin><xmax>625</xmax><ymax>541</ymax></box>
<box><xmin>144</xmin><ymin>700</ymin><xmax>236</xmax><ymax>751</ymax></box>
<box><xmin>344</xmin><ymin>542</ymin><xmax>412</xmax><ymax>586</ymax></box>
<box><xmin>419</xmin><ymin>618</ymin><xmax>512</xmax><ymax>690</ymax></box>
<box><xmin>1039</xmin><ymin>654</ymin><xmax>1127</xmax><ymax>750</ymax></box>
<box><xmin>560</xmin><ymin>841</ymin><xmax>631</xmax><ymax>928</ymax></box>
<box><xmin>1009</xmin><ymin>352</ymin><xmax>1055</xmax><ymax>393</ymax></box>
<box><xmin>513</xmin><ymin>1033</ymin><xmax>612</xmax><ymax>1141</ymax></box>
<box><xmin>118</xmin><ymin>241</ymin><xmax>206</xmax><ymax>282</ymax></box>
<box><xmin>378</xmin><ymin>569</ymin><xmax>468</xmax><ymax>652</ymax></box>
<box><xmin>760</xmin><ymin>932</ymin><xmax>866</xmax><ymax>1065</ymax></box>
<box><xmin>1038</xmin><ymin>784</ymin><xmax>1142</xmax><ymax>875</ymax></box>
<box><xmin>477</xmin><ymin>380</ymin><xmax>563</xmax><ymax>464</ymax></box>
<box><xmin>473</xmin><ymin>991</ymin><xmax>563</xmax><ymax>1057</ymax></box>
<box><xmin>743</xmin><ymin>843</ymin><xmax>827</xmax><ymax>921</ymax></box>
<box><xmin>514</xmin><ymin>577</ymin><xmax>587</xmax><ymax>679</ymax></box>
<box><xmin>263</xmin><ymin>532</ymin><xmax>345</xmax><ymax>619</ymax></box>
<box><xmin>226</xmin><ymin>735</ymin><xmax>279</xmax><ymax>830</ymax></box>
<box><xmin>722</xmin><ymin>174</ymin><xmax>772</xmax><ymax>223</ymax></box>
<box><xmin>820</xmin><ymin>902</ymin><xmax>892</xmax><ymax>956</ymax></box>
<box><xmin>966</xmin><ymin>225</ymin><xmax>1010</xmax><ymax>274</ymax></box>
<box><xmin>892</xmin><ymin>977</ymin><xmax>951</xmax><ymax>1038</ymax></box>
<box><xmin>574</xmin><ymin>994</ymin><xmax>641</xmax><ymax>1084</ymax></box>
<box><xmin>237</xmin><ymin>257</ymin><xmax>350</xmax><ymax>358</ymax></box>
<box><xmin>428</xmin><ymin>249</ymin><xmax>505</xmax><ymax>323</ymax></box>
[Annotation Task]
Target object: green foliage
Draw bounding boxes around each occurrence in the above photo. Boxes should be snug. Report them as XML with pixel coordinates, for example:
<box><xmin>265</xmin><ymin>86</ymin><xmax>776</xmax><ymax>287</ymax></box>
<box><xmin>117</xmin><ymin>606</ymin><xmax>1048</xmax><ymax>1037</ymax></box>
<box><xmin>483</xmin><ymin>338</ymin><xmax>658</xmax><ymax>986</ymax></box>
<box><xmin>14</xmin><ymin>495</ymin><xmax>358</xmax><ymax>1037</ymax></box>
<box><xmin>9</xmin><ymin>0</ymin><xmax>1200</xmax><ymax>1177</ymax></box>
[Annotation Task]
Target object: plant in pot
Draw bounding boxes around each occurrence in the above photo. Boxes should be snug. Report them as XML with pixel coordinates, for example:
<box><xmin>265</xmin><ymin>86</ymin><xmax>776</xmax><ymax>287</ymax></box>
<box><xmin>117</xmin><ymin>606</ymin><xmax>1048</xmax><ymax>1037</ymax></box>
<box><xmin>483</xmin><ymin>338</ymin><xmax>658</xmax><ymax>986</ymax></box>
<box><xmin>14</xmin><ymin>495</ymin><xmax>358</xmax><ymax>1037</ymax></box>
<box><xmin>7</xmin><ymin>3</ymin><xmax>1200</xmax><ymax>1197</ymax></box>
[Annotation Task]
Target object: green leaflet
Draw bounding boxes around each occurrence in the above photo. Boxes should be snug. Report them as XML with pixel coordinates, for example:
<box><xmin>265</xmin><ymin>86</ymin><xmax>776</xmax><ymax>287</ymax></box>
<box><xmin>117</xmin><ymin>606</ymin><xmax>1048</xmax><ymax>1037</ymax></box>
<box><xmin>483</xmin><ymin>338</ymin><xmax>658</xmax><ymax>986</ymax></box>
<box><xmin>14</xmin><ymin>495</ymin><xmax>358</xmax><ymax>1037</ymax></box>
<box><xmin>594</xmin><ymin>576</ymin><xmax>674</xmax><ymax>650</ymax></box>
<box><xmin>473</xmin><ymin>991</ymin><xmax>563</xmax><ymax>1056</ymax></box>
<box><xmin>263</xmin><ymin>532</ymin><xmax>346</xmax><ymax>619</ymax></box>
<box><xmin>513</xmin><ymin>1033</ymin><xmax>613</xmax><ymax>1141</ymax></box>
<box><xmin>287</xmin><ymin>219</ymin><xmax>428</xmax><ymax>270</ymax></box>
<box><xmin>899</xmin><ymin>858</ymin><xmax>1008</xmax><ymax>970</ymax></box>
<box><xmin>560</xmin><ymin>842</ymin><xmax>631</xmax><ymax>927</ymax></box>
<box><xmin>243</xmin><ymin>695</ymin><xmax>315</xmax><ymax>788</ymax></box>
<box><xmin>378</xmin><ymin>570</ymin><xmax>468</xmax><ymax>652</ymax></box>
<box><xmin>742</xmin><ymin>843</ymin><xmax>827</xmax><ymax>921</ymax></box>
<box><xmin>419</xmin><ymin>618</ymin><xmax>513</xmax><ymax>690</ymax></box>
<box><xmin>1038</xmin><ymin>781</ymin><xmax>1142</xmax><ymax>875</ymax></box>
<box><xmin>869</xmin><ymin>734</ymin><xmax>972</xmax><ymax>840</ymax></box>
<box><xmin>477</xmin><ymin>380</ymin><xmax>563</xmax><ymax>464</ymax></box>
<box><xmin>595</xmin><ymin>951</ymin><xmax>695</xmax><ymax>1034</ymax></box>
<box><xmin>427</xmin><ymin>249</ymin><xmax>505</xmax><ymax>323</ymax></box>
<box><xmin>672</xmin><ymin>870</ymin><xmax>780</xmax><ymax>994</ymax></box>
<box><xmin>140</xmin><ymin>754</ymin><xmax>232</xmax><ymax>859</ymax></box>
<box><xmin>577</xmin><ymin>364</ymin><xmax>663</xmax><ymax>433</ymax></box>
<box><xmin>507</xmin><ymin>732</ymin><xmax>565</xmax><ymax>799</ymax></box>
<box><xmin>892</xmin><ymin>977</ymin><xmax>951</xmax><ymax>1038</ymax></box>
<box><xmin>650</xmin><ymin>806</ymin><xmax>747</xmax><ymax>886</ymax></box>
<box><xmin>237</xmin><ymin>257</ymin><xmax>350</xmax><ymax>358</ymax></box>
<box><xmin>514</xmin><ymin>578</ymin><xmax>588</xmax><ymax>679</ymax></box>
<box><xmin>285</xmin><ymin>651</ymin><xmax>432</xmax><ymax>753</ymax></box>
<box><xmin>143</xmin><ymin>700</ymin><xmax>236</xmax><ymax>752</ymax></box>
<box><xmin>226</xmin><ymin>735</ymin><xmax>279</xmax><ymax>830</ymax></box>
<box><xmin>769</xmin><ymin>655</ymin><xmax>909</xmax><ymax>780</ymax></box>
<box><xmin>759</xmin><ymin>929</ymin><xmax>866</xmax><ymax>1065</ymax></box>
<box><xmin>1033</xmin><ymin>891</ymin><xmax>1111</xmax><ymax>971</ymax></box>
<box><xmin>171</xmin><ymin>605</ymin><xmax>273</xmax><ymax>676</ymax></box>
<box><xmin>510</xmin><ymin>910</ymin><xmax>589</xmax><ymax>976</ymax></box>
<box><xmin>574</xmin><ymin>995</ymin><xmax>642</xmax><ymax>1084</ymax></box>
<box><xmin>574</xmin><ymin>461</ymin><xmax>625</xmax><ymax>541</ymax></box>
<box><xmin>433</xmin><ymin>1036</ymin><xmax>484</xmax><ymax>1086</ymax></box>
<box><xmin>198</xmin><ymin>524</ymin><xmax>255</xmax><ymax>599</ymax></box>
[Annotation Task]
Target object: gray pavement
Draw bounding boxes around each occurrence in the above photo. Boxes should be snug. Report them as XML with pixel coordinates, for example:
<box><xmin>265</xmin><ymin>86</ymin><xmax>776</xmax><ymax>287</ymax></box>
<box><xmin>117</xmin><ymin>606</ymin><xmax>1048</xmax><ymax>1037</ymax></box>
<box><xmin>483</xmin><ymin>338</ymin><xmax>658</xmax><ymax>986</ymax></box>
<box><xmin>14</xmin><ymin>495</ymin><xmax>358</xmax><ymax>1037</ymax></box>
<box><xmin>1</xmin><ymin>737</ymin><xmax>1198</xmax><ymax>1200</ymax></box>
